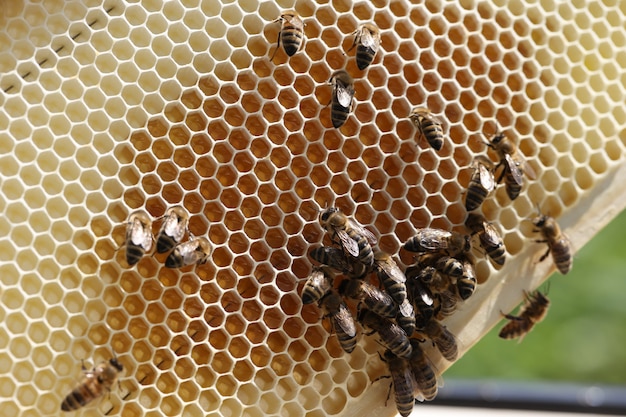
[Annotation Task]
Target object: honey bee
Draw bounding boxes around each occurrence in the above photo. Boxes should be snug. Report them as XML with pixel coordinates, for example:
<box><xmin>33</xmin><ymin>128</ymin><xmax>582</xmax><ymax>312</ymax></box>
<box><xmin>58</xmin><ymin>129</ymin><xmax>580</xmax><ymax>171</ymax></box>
<box><xmin>338</xmin><ymin>278</ymin><xmax>397</xmax><ymax>318</ymax></box>
<box><xmin>301</xmin><ymin>266</ymin><xmax>333</xmax><ymax>305</ymax></box>
<box><xmin>465</xmin><ymin>156</ymin><xmax>496</xmax><ymax>212</ymax></box>
<box><xmin>434</xmin><ymin>255</ymin><xmax>464</xmax><ymax>278</ymax></box>
<box><xmin>420</xmin><ymin>319</ymin><xmax>458</xmax><ymax>362</ymax></box>
<box><xmin>269</xmin><ymin>10</ymin><xmax>304</xmax><ymax>61</ymax></box>
<box><xmin>328</xmin><ymin>70</ymin><xmax>355</xmax><ymax>128</ymax></box>
<box><xmin>373</xmin><ymin>251</ymin><xmax>407</xmax><ymax>302</ymax></box>
<box><xmin>465</xmin><ymin>212</ymin><xmax>506</xmax><ymax>266</ymax></box>
<box><xmin>499</xmin><ymin>290</ymin><xmax>550</xmax><ymax>340</ymax></box>
<box><xmin>124</xmin><ymin>210</ymin><xmax>153</xmax><ymax>266</ymax></box>
<box><xmin>377</xmin><ymin>350</ymin><xmax>415</xmax><ymax>417</ymax></box>
<box><xmin>409</xmin><ymin>107</ymin><xmax>445</xmax><ymax>151</ymax></box>
<box><xmin>319</xmin><ymin>290</ymin><xmax>358</xmax><ymax>353</ymax></box>
<box><xmin>434</xmin><ymin>287</ymin><xmax>459</xmax><ymax>319</ymax></box>
<box><xmin>531</xmin><ymin>213</ymin><xmax>572</xmax><ymax>275</ymax></box>
<box><xmin>319</xmin><ymin>207</ymin><xmax>377</xmax><ymax>266</ymax></box>
<box><xmin>165</xmin><ymin>236</ymin><xmax>211</xmax><ymax>268</ymax></box>
<box><xmin>409</xmin><ymin>339</ymin><xmax>439</xmax><ymax>402</ymax></box>
<box><xmin>346</xmin><ymin>23</ymin><xmax>381</xmax><ymax>70</ymax></box>
<box><xmin>403</xmin><ymin>228</ymin><xmax>470</xmax><ymax>257</ymax></box>
<box><xmin>406</xmin><ymin>264</ymin><xmax>436</xmax><ymax>285</ymax></box>
<box><xmin>155</xmin><ymin>206</ymin><xmax>189</xmax><ymax>254</ymax></box>
<box><xmin>406</xmin><ymin>277</ymin><xmax>435</xmax><ymax>324</ymax></box>
<box><xmin>395</xmin><ymin>301</ymin><xmax>416</xmax><ymax>337</ymax></box>
<box><xmin>416</xmin><ymin>253</ymin><xmax>464</xmax><ymax>278</ymax></box>
<box><xmin>486</xmin><ymin>131</ymin><xmax>537</xmax><ymax>200</ymax></box>
<box><xmin>358</xmin><ymin>308</ymin><xmax>413</xmax><ymax>359</ymax></box>
<box><xmin>456</xmin><ymin>258</ymin><xmax>477</xmax><ymax>300</ymax></box>
<box><xmin>309</xmin><ymin>246</ymin><xmax>369</xmax><ymax>278</ymax></box>
<box><xmin>405</xmin><ymin>260</ymin><xmax>448</xmax><ymax>293</ymax></box>
<box><xmin>61</xmin><ymin>357</ymin><xmax>123</xmax><ymax>411</ymax></box>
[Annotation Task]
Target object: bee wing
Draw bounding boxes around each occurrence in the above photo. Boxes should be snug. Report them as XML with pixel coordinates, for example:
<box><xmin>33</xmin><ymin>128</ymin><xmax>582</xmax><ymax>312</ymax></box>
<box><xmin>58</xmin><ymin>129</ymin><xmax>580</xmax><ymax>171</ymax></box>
<box><xmin>178</xmin><ymin>240</ymin><xmax>207</xmax><ymax>265</ymax></box>
<box><xmin>398</xmin><ymin>299</ymin><xmax>414</xmax><ymax>318</ymax></box>
<box><xmin>420</xmin><ymin>229</ymin><xmax>451</xmax><ymax>251</ymax></box>
<box><xmin>335</xmin><ymin>84</ymin><xmax>354</xmax><ymax>108</ymax></box>
<box><xmin>378</xmin><ymin>259</ymin><xmax>406</xmax><ymax>283</ymax></box>
<box><xmin>306</xmin><ymin>267</ymin><xmax>326</xmax><ymax>286</ymax></box>
<box><xmin>482</xmin><ymin>222</ymin><xmax>503</xmax><ymax>246</ymax></box>
<box><xmin>359</xmin><ymin>282</ymin><xmax>386</xmax><ymax>302</ymax></box>
<box><xmin>348</xmin><ymin>219</ymin><xmax>378</xmax><ymax>246</ymax></box>
<box><xmin>130</xmin><ymin>222</ymin><xmax>152</xmax><ymax>250</ymax></box>
<box><xmin>337</xmin><ymin>230</ymin><xmax>360</xmax><ymax>257</ymax></box>
<box><xmin>504</xmin><ymin>154</ymin><xmax>524</xmax><ymax>186</ymax></box>
<box><xmin>478</xmin><ymin>164</ymin><xmax>496</xmax><ymax>192</ymax></box>
<box><xmin>162</xmin><ymin>216</ymin><xmax>186</xmax><ymax>242</ymax></box>
<box><xmin>285</xmin><ymin>13</ymin><xmax>304</xmax><ymax>31</ymax></box>
<box><xmin>423</xmin><ymin>111</ymin><xmax>444</xmax><ymax>127</ymax></box>
<box><xmin>360</xmin><ymin>28</ymin><xmax>378</xmax><ymax>50</ymax></box>
<box><xmin>335</xmin><ymin>303</ymin><xmax>357</xmax><ymax>337</ymax></box>
<box><xmin>312</xmin><ymin>247</ymin><xmax>356</xmax><ymax>274</ymax></box>
<box><xmin>521</xmin><ymin>160</ymin><xmax>537</xmax><ymax>180</ymax></box>
<box><xmin>417</xmin><ymin>286</ymin><xmax>434</xmax><ymax>306</ymax></box>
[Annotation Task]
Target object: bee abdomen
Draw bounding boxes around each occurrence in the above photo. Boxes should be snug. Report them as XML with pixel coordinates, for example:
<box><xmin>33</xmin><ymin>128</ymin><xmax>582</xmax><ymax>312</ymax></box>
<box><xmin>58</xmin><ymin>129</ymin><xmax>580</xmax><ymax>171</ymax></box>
<box><xmin>331</xmin><ymin>102</ymin><xmax>349</xmax><ymax>128</ymax></box>
<box><xmin>552</xmin><ymin>240</ymin><xmax>572</xmax><ymax>274</ymax></box>
<box><xmin>393</xmin><ymin>391</ymin><xmax>415</xmax><ymax>417</ymax></box>
<box><xmin>381</xmin><ymin>329</ymin><xmax>413</xmax><ymax>359</ymax></box>
<box><xmin>465</xmin><ymin>185</ymin><xmax>489</xmax><ymax>211</ymax></box>
<box><xmin>355</xmin><ymin>46</ymin><xmax>375</xmax><ymax>70</ymax></box>
<box><xmin>396</xmin><ymin>310</ymin><xmax>416</xmax><ymax>337</ymax></box>
<box><xmin>282</xmin><ymin>29</ymin><xmax>303</xmax><ymax>56</ymax></box>
<box><xmin>156</xmin><ymin>236</ymin><xmax>176</xmax><ymax>254</ymax></box>
<box><xmin>457</xmin><ymin>277</ymin><xmax>476</xmax><ymax>300</ymax></box>
<box><xmin>498</xmin><ymin>319</ymin><xmax>528</xmax><ymax>339</ymax></box>
<box><xmin>61</xmin><ymin>385</ymin><xmax>97</xmax><ymax>411</ymax></box>
<box><xmin>485</xmin><ymin>243</ymin><xmax>506</xmax><ymax>266</ymax></box>
<box><xmin>337</xmin><ymin>333</ymin><xmax>357</xmax><ymax>353</ymax></box>
<box><xmin>165</xmin><ymin>254</ymin><xmax>183</xmax><ymax>268</ymax></box>
<box><xmin>435</xmin><ymin>256</ymin><xmax>463</xmax><ymax>277</ymax></box>
<box><xmin>436</xmin><ymin>337</ymin><xmax>458</xmax><ymax>362</ymax></box>
<box><xmin>354</xmin><ymin>239</ymin><xmax>374</xmax><ymax>265</ymax></box>
<box><xmin>504</xmin><ymin>172</ymin><xmax>522</xmax><ymax>200</ymax></box>
<box><xmin>125</xmin><ymin>245</ymin><xmax>145</xmax><ymax>266</ymax></box>
<box><xmin>420</xmin><ymin>122</ymin><xmax>444</xmax><ymax>151</ymax></box>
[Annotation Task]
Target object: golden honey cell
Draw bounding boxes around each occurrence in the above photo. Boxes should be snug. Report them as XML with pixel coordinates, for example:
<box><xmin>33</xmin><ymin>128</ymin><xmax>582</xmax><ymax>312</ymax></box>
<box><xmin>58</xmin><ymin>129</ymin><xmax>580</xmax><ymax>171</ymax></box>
<box><xmin>1</xmin><ymin>0</ymin><xmax>626</xmax><ymax>416</ymax></box>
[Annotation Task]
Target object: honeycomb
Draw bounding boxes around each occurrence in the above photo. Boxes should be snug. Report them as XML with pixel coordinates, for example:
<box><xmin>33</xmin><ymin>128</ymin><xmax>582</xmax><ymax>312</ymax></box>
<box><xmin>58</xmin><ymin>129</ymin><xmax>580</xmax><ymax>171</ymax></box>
<box><xmin>1</xmin><ymin>0</ymin><xmax>626</xmax><ymax>416</ymax></box>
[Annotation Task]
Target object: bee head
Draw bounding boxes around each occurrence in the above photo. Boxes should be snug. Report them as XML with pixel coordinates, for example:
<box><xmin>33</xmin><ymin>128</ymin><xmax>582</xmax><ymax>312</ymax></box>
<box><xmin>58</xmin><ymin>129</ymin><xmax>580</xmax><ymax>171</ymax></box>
<box><xmin>319</xmin><ymin>207</ymin><xmax>339</xmax><ymax>224</ymax></box>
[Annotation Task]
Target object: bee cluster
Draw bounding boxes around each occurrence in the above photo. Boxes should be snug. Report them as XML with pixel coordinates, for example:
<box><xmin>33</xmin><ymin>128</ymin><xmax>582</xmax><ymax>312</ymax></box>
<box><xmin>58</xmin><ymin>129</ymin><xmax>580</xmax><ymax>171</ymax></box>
<box><xmin>299</xmin><ymin>100</ymin><xmax>574</xmax><ymax>416</ymax></box>
<box><xmin>303</xmin><ymin>208</ymin><xmax>455</xmax><ymax>416</ymax></box>
<box><xmin>123</xmin><ymin>206</ymin><xmax>211</xmax><ymax>269</ymax></box>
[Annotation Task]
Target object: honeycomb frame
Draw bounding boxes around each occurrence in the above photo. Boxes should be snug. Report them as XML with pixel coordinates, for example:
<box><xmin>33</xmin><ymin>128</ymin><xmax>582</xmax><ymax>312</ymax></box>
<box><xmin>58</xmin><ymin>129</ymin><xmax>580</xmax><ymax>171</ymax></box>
<box><xmin>1</xmin><ymin>0</ymin><xmax>626</xmax><ymax>416</ymax></box>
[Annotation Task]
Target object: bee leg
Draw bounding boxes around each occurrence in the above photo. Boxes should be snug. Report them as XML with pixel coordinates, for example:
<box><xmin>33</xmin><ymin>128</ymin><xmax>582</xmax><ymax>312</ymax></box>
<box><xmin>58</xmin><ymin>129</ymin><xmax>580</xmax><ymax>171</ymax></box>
<box><xmin>384</xmin><ymin>381</ymin><xmax>393</xmax><ymax>406</ymax></box>
<box><xmin>495</xmin><ymin>164</ymin><xmax>507</xmax><ymax>183</ymax></box>
<box><xmin>269</xmin><ymin>28</ymin><xmax>282</xmax><ymax>61</ymax></box>
<box><xmin>80</xmin><ymin>359</ymin><xmax>87</xmax><ymax>372</ymax></box>
<box><xmin>503</xmin><ymin>313</ymin><xmax>524</xmax><ymax>322</ymax></box>
<box><xmin>371</xmin><ymin>374</ymin><xmax>391</xmax><ymax>384</ymax></box>
<box><xmin>345</xmin><ymin>30</ymin><xmax>359</xmax><ymax>54</ymax></box>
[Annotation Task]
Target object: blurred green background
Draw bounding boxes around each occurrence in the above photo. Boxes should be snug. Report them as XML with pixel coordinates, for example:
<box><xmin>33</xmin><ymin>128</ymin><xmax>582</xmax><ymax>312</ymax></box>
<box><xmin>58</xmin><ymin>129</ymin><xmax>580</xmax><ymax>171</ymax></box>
<box><xmin>447</xmin><ymin>209</ymin><xmax>626</xmax><ymax>385</ymax></box>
